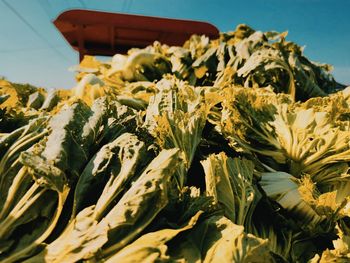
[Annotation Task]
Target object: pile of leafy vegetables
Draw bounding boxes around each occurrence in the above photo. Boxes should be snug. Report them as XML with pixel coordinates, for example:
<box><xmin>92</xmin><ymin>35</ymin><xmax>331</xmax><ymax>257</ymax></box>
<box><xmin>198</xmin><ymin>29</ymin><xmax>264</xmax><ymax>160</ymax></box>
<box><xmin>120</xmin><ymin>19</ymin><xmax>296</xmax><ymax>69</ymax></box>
<box><xmin>0</xmin><ymin>24</ymin><xmax>350</xmax><ymax>263</ymax></box>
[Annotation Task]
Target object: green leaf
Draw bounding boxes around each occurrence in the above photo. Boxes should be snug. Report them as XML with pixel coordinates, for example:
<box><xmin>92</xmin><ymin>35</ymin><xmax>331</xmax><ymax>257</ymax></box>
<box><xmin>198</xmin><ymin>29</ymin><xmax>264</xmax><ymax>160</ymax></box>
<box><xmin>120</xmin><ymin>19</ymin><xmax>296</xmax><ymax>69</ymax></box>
<box><xmin>20</xmin><ymin>152</ymin><xmax>67</xmax><ymax>192</ymax></box>
<box><xmin>74</xmin><ymin>133</ymin><xmax>146</xmax><ymax>218</ymax></box>
<box><xmin>170</xmin><ymin>215</ymin><xmax>274</xmax><ymax>263</ymax></box>
<box><xmin>25</xmin><ymin>205</ymin><xmax>109</xmax><ymax>263</ymax></box>
<box><xmin>104</xmin><ymin>211</ymin><xmax>202</xmax><ymax>263</ymax></box>
<box><xmin>146</xmin><ymin>77</ymin><xmax>208</xmax><ymax>188</ymax></box>
<box><xmin>99</xmin><ymin>148</ymin><xmax>180</xmax><ymax>257</ymax></box>
<box><xmin>201</xmin><ymin>153</ymin><xmax>259</xmax><ymax>227</ymax></box>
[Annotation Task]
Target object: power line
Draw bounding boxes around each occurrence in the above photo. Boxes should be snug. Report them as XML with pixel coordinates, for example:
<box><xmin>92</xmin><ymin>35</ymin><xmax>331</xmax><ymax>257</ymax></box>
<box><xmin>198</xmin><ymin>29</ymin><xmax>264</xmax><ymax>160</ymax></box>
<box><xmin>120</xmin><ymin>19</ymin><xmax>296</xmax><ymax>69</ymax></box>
<box><xmin>78</xmin><ymin>0</ymin><xmax>86</xmax><ymax>9</ymax></box>
<box><xmin>0</xmin><ymin>45</ymin><xmax>67</xmax><ymax>53</ymax></box>
<box><xmin>44</xmin><ymin>0</ymin><xmax>55</xmax><ymax>16</ymax></box>
<box><xmin>36</xmin><ymin>0</ymin><xmax>53</xmax><ymax>20</ymax></box>
<box><xmin>2</xmin><ymin>0</ymin><xmax>73</xmax><ymax>64</ymax></box>
<box><xmin>126</xmin><ymin>0</ymin><xmax>133</xmax><ymax>12</ymax></box>
<box><xmin>121</xmin><ymin>0</ymin><xmax>127</xmax><ymax>12</ymax></box>
<box><xmin>64</xmin><ymin>0</ymin><xmax>71</xmax><ymax>9</ymax></box>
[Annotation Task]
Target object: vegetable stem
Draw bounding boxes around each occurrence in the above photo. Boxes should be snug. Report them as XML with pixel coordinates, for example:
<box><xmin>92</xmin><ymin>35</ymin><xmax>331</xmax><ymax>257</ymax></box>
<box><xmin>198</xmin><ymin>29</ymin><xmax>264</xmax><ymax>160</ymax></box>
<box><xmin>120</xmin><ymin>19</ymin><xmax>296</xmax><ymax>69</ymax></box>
<box><xmin>2</xmin><ymin>187</ymin><xmax>69</xmax><ymax>263</ymax></box>
<box><xmin>0</xmin><ymin>130</ymin><xmax>48</xmax><ymax>184</ymax></box>
<box><xmin>0</xmin><ymin>183</ymin><xmax>43</xmax><ymax>238</ymax></box>
<box><xmin>0</xmin><ymin>166</ymin><xmax>28</xmax><ymax>219</ymax></box>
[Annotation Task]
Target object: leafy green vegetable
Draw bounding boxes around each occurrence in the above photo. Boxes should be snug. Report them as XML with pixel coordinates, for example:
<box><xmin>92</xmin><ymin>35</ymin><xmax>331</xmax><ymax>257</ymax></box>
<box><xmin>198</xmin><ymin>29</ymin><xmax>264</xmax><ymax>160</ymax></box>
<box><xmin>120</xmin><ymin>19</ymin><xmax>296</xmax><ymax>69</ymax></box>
<box><xmin>1</xmin><ymin>24</ymin><xmax>349</xmax><ymax>263</ymax></box>
<box><xmin>237</xmin><ymin>48</ymin><xmax>296</xmax><ymax>99</ymax></box>
<box><xmin>201</xmin><ymin>153</ymin><xmax>259</xmax><ymax>227</ymax></box>
<box><xmin>220</xmin><ymin>87</ymin><xmax>350</xmax><ymax>180</ymax></box>
<box><xmin>260</xmin><ymin>171</ymin><xmax>324</xmax><ymax>229</ymax></box>
<box><xmin>27</xmin><ymin>148</ymin><xmax>180</xmax><ymax>262</ymax></box>
<box><xmin>99</xmin><ymin>148</ymin><xmax>180</xmax><ymax>258</ymax></box>
<box><xmin>0</xmin><ymin>99</ymin><xmax>102</xmax><ymax>262</ymax></box>
<box><xmin>73</xmin><ymin>132</ymin><xmax>146</xmax><ymax>219</ymax></box>
<box><xmin>169</xmin><ymin>215</ymin><xmax>274</xmax><ymax>263</ymax></box>
<box><xmin>27</xmin><ymin>91</ymin><xmax>45</xmax><ymax>109</ymax></box>
<box><xmin>309</xmin><ymin>223</ymin><xmax>350</xmax><ymax>262</ymax></box>
<box><xmin>104</xmin><ymin>211</ymin><xmax>203</xmax><ymax>263</ymax></box>
<box><xmin>146</xmin><ymin>77</ymin><xmax>209</xmax><ymax>188</ymax></box>
<box><xmin>24</xmin><ymin>205</ymin><xmax>108</xmax><ymax>263</ymax></box>
<box><xmin>40</xmin><ymin>89</ymin><xmax>60</xmax><ymax>111</ymax></box>
<box><xmin>0</xmin><ymin>117</ymin><xmax>49</xmax><ymax>211</ymax></box>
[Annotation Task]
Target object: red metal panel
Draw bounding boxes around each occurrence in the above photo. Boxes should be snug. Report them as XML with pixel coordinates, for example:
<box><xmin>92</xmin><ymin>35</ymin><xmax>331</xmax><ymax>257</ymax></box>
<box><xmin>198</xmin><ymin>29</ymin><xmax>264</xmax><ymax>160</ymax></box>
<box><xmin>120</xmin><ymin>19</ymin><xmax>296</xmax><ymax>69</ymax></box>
<box><xmin>53</xmin><ymin>9</ymin><xmax>219</xmax><ymax>60</ymax></box>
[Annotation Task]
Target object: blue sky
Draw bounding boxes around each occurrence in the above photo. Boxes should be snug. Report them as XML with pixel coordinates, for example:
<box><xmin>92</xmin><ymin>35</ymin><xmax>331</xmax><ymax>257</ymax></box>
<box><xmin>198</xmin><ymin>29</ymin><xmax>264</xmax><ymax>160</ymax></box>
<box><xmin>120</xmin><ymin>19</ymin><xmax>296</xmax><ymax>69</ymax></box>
<box><xmin>0</xmin><ymin>0</ymin><xmax>349</xmax><ymax>89</ymax></box>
